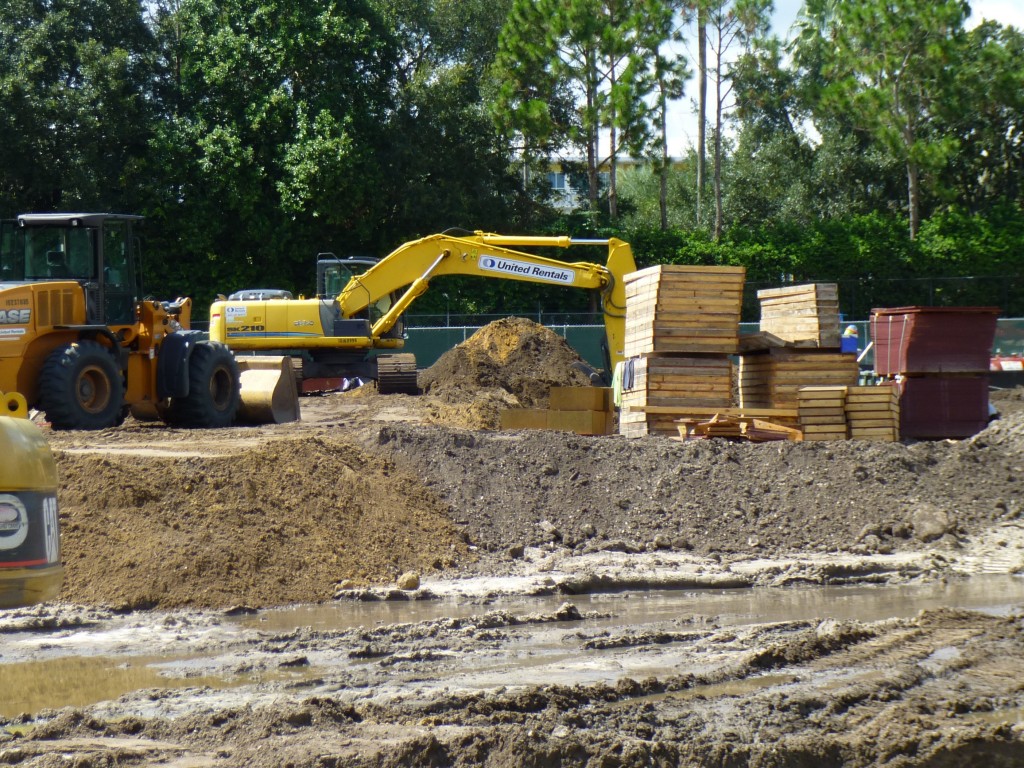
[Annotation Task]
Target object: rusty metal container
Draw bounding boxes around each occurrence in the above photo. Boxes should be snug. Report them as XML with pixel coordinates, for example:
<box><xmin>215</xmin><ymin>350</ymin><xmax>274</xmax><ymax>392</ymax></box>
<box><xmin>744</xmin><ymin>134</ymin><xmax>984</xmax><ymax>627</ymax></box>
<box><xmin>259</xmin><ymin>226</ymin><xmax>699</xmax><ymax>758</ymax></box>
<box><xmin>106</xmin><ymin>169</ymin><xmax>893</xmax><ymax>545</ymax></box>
<box><xmin>871</xmin><ymin>307</ymin><xmax>999</xmax><ymax>375</ymax></box>
<box><xmin>899</xmin><ymin>375</ymin><xmax>990</xmax><ymax>439</ymax></box>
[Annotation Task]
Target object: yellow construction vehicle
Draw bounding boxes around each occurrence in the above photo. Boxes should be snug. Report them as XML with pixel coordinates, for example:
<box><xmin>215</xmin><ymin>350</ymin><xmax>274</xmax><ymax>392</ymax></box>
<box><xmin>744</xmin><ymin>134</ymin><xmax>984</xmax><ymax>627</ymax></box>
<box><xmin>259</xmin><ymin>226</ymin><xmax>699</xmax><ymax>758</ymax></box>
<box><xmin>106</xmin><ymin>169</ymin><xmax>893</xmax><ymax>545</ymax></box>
<box><xmin>0</xmin><ymin>213</ymin><xmax>293</xmax><ymax>429</ymax></box>
<box><xmin>209</xmin><ymin>231</ymin><xmax>637</xmax><ymax>390</ymax></box>
<box><xmin>0</xmin><ymin>390</ymin><xmax>62</xmax><ymax>607</ymax></box>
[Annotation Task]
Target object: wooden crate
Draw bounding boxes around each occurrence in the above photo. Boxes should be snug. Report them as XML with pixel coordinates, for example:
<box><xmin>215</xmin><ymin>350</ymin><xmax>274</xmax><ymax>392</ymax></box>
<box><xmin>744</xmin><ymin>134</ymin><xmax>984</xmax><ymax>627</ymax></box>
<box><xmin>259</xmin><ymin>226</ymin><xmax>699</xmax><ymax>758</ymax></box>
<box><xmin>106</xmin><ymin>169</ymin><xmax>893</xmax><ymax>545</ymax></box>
<box><xmin>738</xmin><ymin>348</ymin><xmax>860</xmax><ymax>410</ymax></box>
<box><xmin>797</xmin><ymin>385</ymin><xmax>848</xmax><ymax>441</ymax></box>
<box><xmin>757</xmin><ymin>283</ymin><xmax>841</xmax><ymax>348</ymax></box>
<box><xmin>548</xmin><ymin>409</ymin><xmax>615</xmax><ymax>436</ymax></box>
<box><xmin>845</xmin><ymin>384</ymin><xmax>900</xmax><ymax>442</ymax></box>
<box><xmin>501</xmin><ymin>385</ymin><xmax>616</xmax><ymax>436</ymax></box>
<box><xmin>624</xmin><ymin>265</ymin><xmax>746</xmax><ymax>356</ymax></box>
<box><xmin>500</xmin><ymin>409</ymin><xmax>550</xmax><ymax>431</ymax></box>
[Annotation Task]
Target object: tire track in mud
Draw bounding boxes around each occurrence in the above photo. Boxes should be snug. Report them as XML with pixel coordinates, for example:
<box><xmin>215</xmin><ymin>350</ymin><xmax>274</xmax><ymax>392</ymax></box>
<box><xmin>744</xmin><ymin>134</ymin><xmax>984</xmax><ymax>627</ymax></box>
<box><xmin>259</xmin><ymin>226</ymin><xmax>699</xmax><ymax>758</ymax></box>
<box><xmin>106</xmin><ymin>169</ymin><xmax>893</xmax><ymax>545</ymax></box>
<box><xmin>5</xmin><ymin>601</ymin><xmax>1024</xmax><ymax>767</ymax></box>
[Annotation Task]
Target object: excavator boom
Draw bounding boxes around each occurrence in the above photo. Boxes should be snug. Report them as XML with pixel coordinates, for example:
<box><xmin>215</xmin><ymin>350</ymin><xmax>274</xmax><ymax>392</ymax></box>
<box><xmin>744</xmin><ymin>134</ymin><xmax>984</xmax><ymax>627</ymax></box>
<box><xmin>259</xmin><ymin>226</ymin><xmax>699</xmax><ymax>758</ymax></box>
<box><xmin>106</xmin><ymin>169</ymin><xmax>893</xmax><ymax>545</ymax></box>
<box><xmin>210</xmin><ymin>232</ymin><xmax>637</xmax><ymax>384</ymax></box>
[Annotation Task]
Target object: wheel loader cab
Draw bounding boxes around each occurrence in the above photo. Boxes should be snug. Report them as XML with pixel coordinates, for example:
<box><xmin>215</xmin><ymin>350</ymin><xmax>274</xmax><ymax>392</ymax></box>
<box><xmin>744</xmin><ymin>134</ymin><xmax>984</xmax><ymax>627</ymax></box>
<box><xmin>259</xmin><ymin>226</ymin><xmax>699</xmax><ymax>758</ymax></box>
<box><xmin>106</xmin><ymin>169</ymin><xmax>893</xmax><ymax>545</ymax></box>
<box><xmin>1</xmin><ymin>213</ymin><xmax>142</xmax><ymax>326</ymax></box>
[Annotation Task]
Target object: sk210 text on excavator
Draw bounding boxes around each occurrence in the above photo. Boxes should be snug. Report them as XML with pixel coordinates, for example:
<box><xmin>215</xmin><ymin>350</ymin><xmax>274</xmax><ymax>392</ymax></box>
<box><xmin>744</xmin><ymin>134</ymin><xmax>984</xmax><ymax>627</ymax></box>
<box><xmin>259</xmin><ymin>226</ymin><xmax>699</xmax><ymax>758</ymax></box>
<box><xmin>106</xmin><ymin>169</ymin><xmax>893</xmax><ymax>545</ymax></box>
<box><xmin>209</xmin><ymin>232</ymin><xmax>637</xmax><ymax>391</ymax></box>
<box><xmin>0</xmin><ymin>213</ymin><xmax>297</xmax><ymax>429</ymax></box>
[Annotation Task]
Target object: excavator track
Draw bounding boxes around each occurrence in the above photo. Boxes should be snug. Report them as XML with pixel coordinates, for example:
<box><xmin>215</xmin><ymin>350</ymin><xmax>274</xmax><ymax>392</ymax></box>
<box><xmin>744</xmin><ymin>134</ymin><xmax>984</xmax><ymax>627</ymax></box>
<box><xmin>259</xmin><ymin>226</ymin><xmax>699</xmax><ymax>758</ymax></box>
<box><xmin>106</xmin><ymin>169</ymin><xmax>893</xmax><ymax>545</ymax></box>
<box><xmin>376</xmin><ymin>353</ymin><xmax>419</xmax><ymax>395</ymax></box>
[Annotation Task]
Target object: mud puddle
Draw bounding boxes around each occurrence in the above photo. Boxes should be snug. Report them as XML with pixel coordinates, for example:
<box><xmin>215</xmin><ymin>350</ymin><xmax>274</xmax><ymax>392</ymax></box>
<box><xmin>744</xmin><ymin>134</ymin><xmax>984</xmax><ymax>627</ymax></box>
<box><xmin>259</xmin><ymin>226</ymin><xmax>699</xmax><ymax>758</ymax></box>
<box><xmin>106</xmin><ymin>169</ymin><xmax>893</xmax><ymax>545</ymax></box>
<box><xmin>257</xmin><ymin>573</ymin><xmax>1024</xmax><ymax>631</ymax></box>
<box><xmin>2</xmin><ymin>574</ymin><xmax>1024</xmax><ymax>721</ymax></box>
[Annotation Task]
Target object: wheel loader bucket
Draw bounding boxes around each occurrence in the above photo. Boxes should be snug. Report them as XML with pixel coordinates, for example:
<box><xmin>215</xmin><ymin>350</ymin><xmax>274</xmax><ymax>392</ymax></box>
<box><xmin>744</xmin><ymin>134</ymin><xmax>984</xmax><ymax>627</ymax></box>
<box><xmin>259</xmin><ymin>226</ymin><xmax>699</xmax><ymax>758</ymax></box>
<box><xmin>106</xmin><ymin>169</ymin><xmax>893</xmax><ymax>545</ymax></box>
<box><xmin>236</xmin><ymin>356</ymin><xmax>301</xmax><ymax>424</ymax></box>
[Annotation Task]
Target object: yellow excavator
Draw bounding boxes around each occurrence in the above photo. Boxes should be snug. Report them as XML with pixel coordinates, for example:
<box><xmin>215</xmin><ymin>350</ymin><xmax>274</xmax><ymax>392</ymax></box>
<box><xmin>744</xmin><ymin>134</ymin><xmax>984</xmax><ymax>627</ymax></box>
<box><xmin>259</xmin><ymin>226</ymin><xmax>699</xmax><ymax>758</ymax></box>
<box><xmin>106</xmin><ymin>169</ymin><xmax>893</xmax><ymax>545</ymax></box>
<box><xmin>0</xmin><ymin>390</ymin><xmax>62</xmax><ymax>608</ymax></box>
<box><xmin>0</xmin><ymin>213</ymin><xmax>297</xmax><ymax>429</ymax></box>
<box><xmin>209</xmin><ymin>231</ymin><xmax>637</xmax><ymax>390</ymax></box>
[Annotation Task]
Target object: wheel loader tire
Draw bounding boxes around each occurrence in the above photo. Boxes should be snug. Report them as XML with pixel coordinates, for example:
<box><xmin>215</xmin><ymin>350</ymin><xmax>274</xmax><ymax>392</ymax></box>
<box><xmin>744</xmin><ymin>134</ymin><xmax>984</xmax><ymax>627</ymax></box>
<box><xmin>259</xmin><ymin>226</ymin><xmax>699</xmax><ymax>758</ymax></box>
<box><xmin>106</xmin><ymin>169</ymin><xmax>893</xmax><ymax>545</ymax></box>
<box><xmin>39</xmin><ymin>340</ymin><xmax>125</xmax><ymax>431</ymax></box>
<box><xmin>161</xmin><ymin>342</ymin><xmax>240</xmax><ymax>428</ymax></box>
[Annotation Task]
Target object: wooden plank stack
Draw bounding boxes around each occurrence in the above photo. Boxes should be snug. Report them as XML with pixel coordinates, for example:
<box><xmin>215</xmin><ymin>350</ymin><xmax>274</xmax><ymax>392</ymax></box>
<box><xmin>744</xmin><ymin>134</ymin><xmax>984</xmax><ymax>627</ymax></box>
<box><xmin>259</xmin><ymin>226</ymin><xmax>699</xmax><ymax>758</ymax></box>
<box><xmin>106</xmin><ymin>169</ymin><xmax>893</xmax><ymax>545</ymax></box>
<box><xmin>619</xmin><ymin>355</ymin><xmax>733</xmax><ymax>437</ymax></box>
<box><xmin>757</xmin><ymin>283</ymin><xmax>841</xmax><ymax>347</ymax></box>
<box><xmin>845</xmin><ymin>385</ymin><xmax>900</xmax><ymax>442</ymax></box>
<box><xmin>619</xmin><ymin>265</ymin><xmax>745</xmax><ymax>438</ymax></box>
<box><xmin>623</xmin><ymin>265</ymin><xmax>746</xmax><ymax>356</ymax></box>
<box><xmin>797</xmin><ymin>386</ymin><xmax>848</xmax><ymax>441</ymax></box>
<box><xmin>501</xmin><ymin>386</ymin><xmax>615</xmax><ymax>435</ymax></box>
<box><xmin>738</xmin><ymin>348</ymin><xmax>860</xmax><ymax>413</ymax></box>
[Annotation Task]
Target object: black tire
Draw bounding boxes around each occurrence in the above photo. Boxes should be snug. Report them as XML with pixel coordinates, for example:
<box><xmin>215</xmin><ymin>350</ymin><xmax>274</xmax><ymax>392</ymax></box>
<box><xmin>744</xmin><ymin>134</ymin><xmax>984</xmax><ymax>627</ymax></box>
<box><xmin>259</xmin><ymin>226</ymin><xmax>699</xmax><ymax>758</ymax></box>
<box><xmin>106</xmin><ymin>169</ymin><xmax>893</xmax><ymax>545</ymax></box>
<box><xmin>39</xmin><ymin>340</ymin><xmax>125</xmax><ymax>430</ymax></box>
<box><xmin>161</xmin><ymin>342</ymin><xmax>240</xmax><ymax>428</ymax></box>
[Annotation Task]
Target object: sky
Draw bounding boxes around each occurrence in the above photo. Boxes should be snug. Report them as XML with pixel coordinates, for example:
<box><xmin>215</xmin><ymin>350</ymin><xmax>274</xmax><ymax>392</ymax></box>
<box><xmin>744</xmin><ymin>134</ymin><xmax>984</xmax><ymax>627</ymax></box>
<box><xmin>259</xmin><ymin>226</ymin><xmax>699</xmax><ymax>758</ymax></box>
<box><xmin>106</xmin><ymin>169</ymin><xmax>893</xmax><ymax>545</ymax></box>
<box><xmin>663</xmin><ymin>0</ymin><xmax>1024</xmax><ymax>156</ymax></box>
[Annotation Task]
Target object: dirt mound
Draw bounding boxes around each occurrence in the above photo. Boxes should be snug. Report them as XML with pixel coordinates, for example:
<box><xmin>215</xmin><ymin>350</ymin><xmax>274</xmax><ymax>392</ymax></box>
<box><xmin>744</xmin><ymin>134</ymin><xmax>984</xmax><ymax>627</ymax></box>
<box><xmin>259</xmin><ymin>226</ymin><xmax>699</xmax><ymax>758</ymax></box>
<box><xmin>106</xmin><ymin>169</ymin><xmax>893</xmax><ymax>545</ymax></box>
<box><xmin>992</xmin><ymin>385</ymin><xmax>1024</xmax><ymax>416</ymax></box>
<box><xmin>419</xmin><ymin>317</ymin><xmax>592</xmax><ymax>418</ymax></box>
<box><xmin>374</xmin><ymin>411</ymin><xmax>1024</xmax><ymax>561</ymax></box>
<box><xmin>54</xmin><ymin>436</ymin><xmax>469</xmax><ymax>609</ymax></box>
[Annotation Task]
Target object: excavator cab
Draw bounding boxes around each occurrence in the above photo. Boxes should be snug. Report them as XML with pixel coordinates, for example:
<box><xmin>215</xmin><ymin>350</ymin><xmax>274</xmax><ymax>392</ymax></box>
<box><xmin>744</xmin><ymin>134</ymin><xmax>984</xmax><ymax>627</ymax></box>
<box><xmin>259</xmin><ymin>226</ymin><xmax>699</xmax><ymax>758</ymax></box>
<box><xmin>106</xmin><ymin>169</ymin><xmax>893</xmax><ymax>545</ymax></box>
<box><xmin>316</xmin><ymin>254</ymin><xmax>404</xmax><ymax>340</ymax></box>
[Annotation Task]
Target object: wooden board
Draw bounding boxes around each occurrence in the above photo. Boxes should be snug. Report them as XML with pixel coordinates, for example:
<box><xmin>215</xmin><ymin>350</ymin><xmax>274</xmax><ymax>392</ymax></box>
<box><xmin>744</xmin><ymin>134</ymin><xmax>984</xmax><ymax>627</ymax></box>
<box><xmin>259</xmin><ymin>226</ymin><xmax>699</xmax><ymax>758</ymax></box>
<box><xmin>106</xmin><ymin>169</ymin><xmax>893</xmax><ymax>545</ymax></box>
<box><xmin>549</xmin><ymin>386</ymin><xmax>613</xmax><ymax>412</ymax></box>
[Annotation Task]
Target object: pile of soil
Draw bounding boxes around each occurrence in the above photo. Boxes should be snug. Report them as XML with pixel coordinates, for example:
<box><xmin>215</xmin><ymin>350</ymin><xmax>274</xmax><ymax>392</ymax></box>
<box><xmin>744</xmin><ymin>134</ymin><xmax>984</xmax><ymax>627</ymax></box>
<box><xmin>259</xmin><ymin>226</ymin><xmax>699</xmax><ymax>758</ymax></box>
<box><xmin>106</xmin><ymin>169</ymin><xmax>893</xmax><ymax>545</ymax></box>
<box><xmin>55</xmin><ymin>436</ymin><xmax>469</xmax><ymax>609</ymax></box>
<box><xmin>374</xmin><ymin>411</ymin><xmax>1024</xmax><ymax>562</ymax></box>
<box><xmin>418</xmin><ymin>317</ymin><xmax>591</xmax><ymax>428</ymax></box>
<box><xmin>49</xmin><ymin>404</ymin><xmax>1024</xmax><ymax>610</ymax></box>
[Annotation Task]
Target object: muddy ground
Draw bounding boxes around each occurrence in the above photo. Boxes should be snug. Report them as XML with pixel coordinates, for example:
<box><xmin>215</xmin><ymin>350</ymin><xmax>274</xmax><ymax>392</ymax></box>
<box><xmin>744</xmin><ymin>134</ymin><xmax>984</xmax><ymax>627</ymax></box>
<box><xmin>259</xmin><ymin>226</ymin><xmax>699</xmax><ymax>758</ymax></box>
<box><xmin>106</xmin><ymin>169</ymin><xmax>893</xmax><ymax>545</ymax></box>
<box><xmin>2</xmin><ymin>318</ymin><xmax>1024</xmax><ymax>766</ymax></box>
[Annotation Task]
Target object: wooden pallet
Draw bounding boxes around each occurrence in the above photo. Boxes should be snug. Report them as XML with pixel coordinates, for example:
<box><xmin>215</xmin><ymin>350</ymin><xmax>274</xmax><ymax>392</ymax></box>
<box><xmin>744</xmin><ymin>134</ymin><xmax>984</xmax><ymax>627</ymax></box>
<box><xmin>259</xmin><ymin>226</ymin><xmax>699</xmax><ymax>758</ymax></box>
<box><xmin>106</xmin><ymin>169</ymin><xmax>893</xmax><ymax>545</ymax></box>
<box><xmin>674</xmin><ymin>414</ymin><xmax>803</xmax><ymax>442</ymax></box>
<box><xmin>757</xmin><ymin>283</ymin><xmax>841</xmax><ymax>348</ymax></box>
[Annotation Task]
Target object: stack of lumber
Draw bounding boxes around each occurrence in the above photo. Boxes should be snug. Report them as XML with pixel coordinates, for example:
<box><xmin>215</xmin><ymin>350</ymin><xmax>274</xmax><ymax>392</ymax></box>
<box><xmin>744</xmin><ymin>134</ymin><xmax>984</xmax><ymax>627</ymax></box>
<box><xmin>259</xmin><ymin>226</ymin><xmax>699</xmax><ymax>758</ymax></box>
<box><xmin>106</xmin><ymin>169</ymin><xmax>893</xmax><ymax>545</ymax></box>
<box><xmin>757</xmin><ymin>283</ymin><xmax>841</xmax><ymax>348</ymax></box>
<box><xmin>797</xmin><ymin>386</ymin><xmax>848</xmax><ymax>441</ymax></box>
<box><xmin>845</xmin><ymin>385</ymin><xmax>900</xmax><ymax>442</ymax></box>
<box><xmin>500</xmin><ymin>386</ymin><xmax>615</xmax><ymax>436</ymax></box>
<box><xmin>675</xmin><ymin>414</ymin><xmax>802</xmax><ymax>442</ymax></box>
<box><xmin>738</xmin><ymin>348</ymin><xmax>860</xmax><ymax>413</ymax></box>
<box><xmin>619</xmin><ymin>264</ymin><xmax>745</xmax><ymax>437</ymax></box>
<box><xmin>619</xmin><ymin>355</ymin><xmax>733</xmax><ymax>438</ymax></box>
<box><xmin>623</xmin><ymin>265</ymin><xmax>746</xmax><ymax>356</ymax></box>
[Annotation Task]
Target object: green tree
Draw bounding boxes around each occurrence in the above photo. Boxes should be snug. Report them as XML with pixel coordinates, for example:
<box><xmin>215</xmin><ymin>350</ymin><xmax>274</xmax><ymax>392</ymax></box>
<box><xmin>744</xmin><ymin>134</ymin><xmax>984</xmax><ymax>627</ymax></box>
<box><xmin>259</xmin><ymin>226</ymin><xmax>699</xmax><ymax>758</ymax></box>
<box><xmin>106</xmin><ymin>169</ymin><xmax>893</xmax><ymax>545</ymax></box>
<box><xmin>939</xmin><ymin>21</ymin><xmax>1024</xmax><ymax>210</ymax></box>
<box><xmin>706</xmin><ymin>0</ymin><xmax>772</xmax><ymax>239</ymax></box>
<box><xmin>375</xmin><ymin>0</ymin><xmax>524</xmax><ymax>242</ymax></box>
<box><xmin>492</xmin><ymin>0</ymin><xmax>681</xmax><ymax>220</ymax></box>
<box><xmin>0</xmin><ymin>0</ymin><xmax>156</xmax><ymax>214</ymax></box>
<box><xmin>818</xmin><ymin>0</ymin><xmax>969</xmax><ymax>239</ymax></box>
<box><xmin>141</xmin><ymin>0</ymin><xmax>398</xmax><ymax>304</ymax></box>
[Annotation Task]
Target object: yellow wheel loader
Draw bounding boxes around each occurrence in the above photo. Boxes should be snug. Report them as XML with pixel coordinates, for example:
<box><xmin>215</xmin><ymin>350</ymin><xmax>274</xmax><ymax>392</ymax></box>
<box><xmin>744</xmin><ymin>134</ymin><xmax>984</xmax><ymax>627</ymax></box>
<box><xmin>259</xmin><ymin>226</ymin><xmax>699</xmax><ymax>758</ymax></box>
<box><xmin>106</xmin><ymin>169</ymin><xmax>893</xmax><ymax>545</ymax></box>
<box><xmin>210</xmin><ymin>231</ymin><xmax>637</xmax><ymax>391</ymax></box>
<box><xmin>0</xmin><ymin>390</ymin><xmax>62</xmax><ymax>608</ymax></box>
<box><xmin>0</xmin><ymin>213</ymin><xmax>293</xmax><ymax>429</ymax></box>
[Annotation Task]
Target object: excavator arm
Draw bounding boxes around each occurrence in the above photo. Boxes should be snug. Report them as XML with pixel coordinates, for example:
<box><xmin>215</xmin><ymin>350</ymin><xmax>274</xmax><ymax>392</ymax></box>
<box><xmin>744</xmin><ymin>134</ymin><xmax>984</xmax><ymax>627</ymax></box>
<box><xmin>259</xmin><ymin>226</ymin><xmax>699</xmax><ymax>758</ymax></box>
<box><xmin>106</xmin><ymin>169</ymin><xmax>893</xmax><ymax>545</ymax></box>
<box><xmin>336</xmin><ymin>231</ymin><xmax>636</xmax><ymax>370</ymax></box>
<box><xmin>210</xmin><ymin>231</ymin><xmax>638</xmax><ymax>388</ymax></box>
